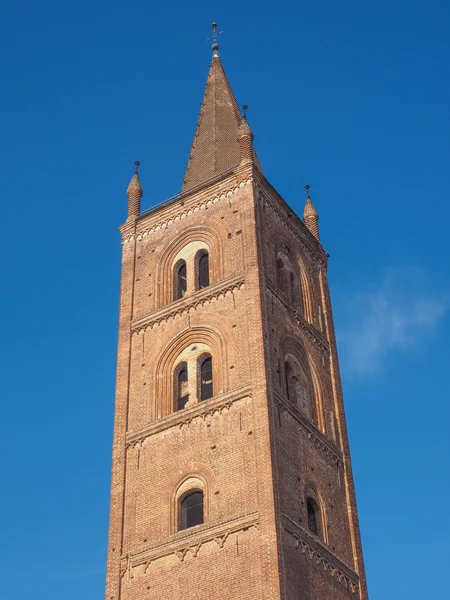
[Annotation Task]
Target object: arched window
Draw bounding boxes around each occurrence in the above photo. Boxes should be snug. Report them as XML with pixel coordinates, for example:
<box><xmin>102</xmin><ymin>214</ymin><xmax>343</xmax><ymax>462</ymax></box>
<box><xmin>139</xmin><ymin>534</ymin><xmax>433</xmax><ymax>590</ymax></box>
<box><xmin>176</xmin><ymin>362</ymin><xmax>189</xmax><ymax>410</ymax></box>
<box><xmin>197</xmin><ymin>251</ymin><xmax>210</xmax><ymax>289</ymax></box>
<box><xmin>179</xmin><ymin>490</ymin><xmax>204</xmax><ymax>530</ymax></box>
<box><xmin>200</xmin><ymin>356</ymin><xmax>213</xmax><ymax>400</ymax></box>
<box><xmin>174</xmin><ymin>260</ymin><xmax>187</xmax><ymax>300</ymax></box>
<box><xmin>306</xmin><ymin>497</ymin><xmax>323</xmax><ymax>539</ymax></box>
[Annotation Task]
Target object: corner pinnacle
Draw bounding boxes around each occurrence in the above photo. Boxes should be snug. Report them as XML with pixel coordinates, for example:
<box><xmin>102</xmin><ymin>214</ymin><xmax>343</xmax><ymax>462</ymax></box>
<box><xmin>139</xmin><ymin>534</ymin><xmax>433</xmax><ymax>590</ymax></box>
<box><xmin>303</xmin><ymin>185</ymin><xmax>320</xmax><ymax>240</ymax></box>
<box><xmin>126</xmin><ymin>162</ymin><xmax>143</xmax><ymax>221</ymax></box>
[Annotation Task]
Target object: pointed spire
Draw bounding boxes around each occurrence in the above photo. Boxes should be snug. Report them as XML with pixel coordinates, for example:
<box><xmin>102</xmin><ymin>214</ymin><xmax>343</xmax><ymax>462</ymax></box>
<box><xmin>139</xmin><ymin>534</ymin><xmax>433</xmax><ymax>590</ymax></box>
<box><xmin>303</xmin><ymin>185</ymin><xmax>320</xmax><ymax>240</ymax></box>
<box><xmin>126</xmin><ymin>162</ymin><xmax>143</xmax><ymax>221</ymax></box>
<box><xmin>181</xmin><ymin>25</ymin><xmax>262</xmax><ymax>192</ymax></box>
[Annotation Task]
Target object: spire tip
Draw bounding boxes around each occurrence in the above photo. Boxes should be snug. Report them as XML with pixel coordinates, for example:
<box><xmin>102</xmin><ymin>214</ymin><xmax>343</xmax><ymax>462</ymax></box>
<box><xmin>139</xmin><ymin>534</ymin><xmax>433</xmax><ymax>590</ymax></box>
<box><xmin>209</xmin><ymin>22</ymin><xmax>222</xmax><ymax>56</ymax></box>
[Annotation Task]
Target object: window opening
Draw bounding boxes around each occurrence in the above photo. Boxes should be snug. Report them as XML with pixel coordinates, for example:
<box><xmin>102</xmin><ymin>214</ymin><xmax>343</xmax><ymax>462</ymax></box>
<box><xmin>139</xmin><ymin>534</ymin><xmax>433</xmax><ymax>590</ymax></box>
<box><xmin>290</xmin><ymin>271</ymin><xmax>296</xmax><ymax>305</ymax></box>
<box><xmin>177</xmin><ymin>364</ymin><xmax>189</xmax><ymax>410</ymax></box>
<box><xmin>200</xmin><ymin>356</ymin><xmax>213</xmax><ymax>400</ymax></box>
<box><xmin>307</xmin><ymin>498</ymin><xmax>318</xmax><ymax>536</ymax></box>
<box><xmin>179</xmin><ymin>491</ymin><xmax>204</xmax><ymax>530</ymax></box>
<box><xmin>175</xmin><ymin>261</ymin><xmax>187</xmax><ymax>300</ymax></box>
<box><xmin>198</xmin><ymin>252</ymin><xmax>210</xmax><ymax>289</ymax></box>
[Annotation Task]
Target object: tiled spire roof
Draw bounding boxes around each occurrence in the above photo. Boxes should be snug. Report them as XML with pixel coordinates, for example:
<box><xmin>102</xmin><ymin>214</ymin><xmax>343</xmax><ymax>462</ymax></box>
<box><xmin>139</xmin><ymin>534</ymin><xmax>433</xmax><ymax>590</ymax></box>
<box><xmin>182</xmin><ymin>52</ymin><xmax>262</xmax><ymax>192</ymax></box>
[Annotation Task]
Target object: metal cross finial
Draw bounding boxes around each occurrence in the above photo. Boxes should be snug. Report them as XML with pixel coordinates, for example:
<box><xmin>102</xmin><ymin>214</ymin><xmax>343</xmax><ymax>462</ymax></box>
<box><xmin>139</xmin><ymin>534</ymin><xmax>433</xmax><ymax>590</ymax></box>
<box><xmin>135</xmin><ymin>161</ymin><xmax>140</xmax><ymax>173</ymax></box>
<box><xmin>208</xmin><ymin>22</ymin><xmax>223</xmax><ymax>54</ymax></box>
<box><xmin>304</xmin><ymin>184</ymin><xmax>311</xmax><ymax>198</ymax></box>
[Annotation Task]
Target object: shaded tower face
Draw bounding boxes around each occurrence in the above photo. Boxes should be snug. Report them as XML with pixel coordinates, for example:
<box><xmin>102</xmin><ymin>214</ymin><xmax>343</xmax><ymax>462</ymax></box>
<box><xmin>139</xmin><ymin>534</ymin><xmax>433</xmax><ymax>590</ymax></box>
<box><xmin>105</xmin><ymin>43</ymin><xmax>368</xmax><ymax>600</ymax></box>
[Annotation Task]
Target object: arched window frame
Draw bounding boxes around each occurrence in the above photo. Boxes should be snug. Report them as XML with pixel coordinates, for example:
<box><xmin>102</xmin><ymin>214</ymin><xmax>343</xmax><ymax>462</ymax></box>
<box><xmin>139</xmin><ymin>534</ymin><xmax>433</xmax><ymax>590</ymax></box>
<box><xmin>174</xmin><ymin>361</ymin><xmax>189</xmax><ymax>411</ymax></box>
<box><xmin>173</xmin><ymin>259</ymin><xmax>187</xmax><ymax>301</ymax></box>
<box><xmin>178</xmin><ymin>489</ymin><xmax>204</xmax><ymax>531</ymax></box>
<box><xmin>170</xmin><ymin>472</ymin><xmax>211</xmax><ymax>534</ymax></box>
<box><xmin>304</xmin><ymin>486</ymin><xmax>327</xmax><ymax>543</ymax></box>
<box><xmin>195</xmin><ymin>249</ymin><xmax>210</xmax><ymax>290</ymax></box>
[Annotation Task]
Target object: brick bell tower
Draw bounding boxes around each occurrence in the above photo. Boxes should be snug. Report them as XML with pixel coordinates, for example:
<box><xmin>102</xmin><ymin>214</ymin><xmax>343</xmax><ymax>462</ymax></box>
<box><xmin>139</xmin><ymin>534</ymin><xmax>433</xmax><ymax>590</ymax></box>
<box><xmin>105</xmin><ymin>26</ymin><xmax>368</xmax><ymax>600</ymax></box>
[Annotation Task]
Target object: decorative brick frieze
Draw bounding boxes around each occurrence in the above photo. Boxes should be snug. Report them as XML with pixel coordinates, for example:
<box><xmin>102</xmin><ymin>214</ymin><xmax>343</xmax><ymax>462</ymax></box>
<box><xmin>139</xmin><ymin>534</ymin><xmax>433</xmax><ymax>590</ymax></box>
<box><xmin>121</xmin><ymin>512</ymin><xmax>259</xmax><ymax>576</ymax></box>
<box><xmin>131</xmin><ymin>275</ymin><xmax>245</xmax><ymax>335</ymax></box>
<box><xmin>283</xmin><ymin>515</ymin><xmax>359</xmax><ymax>593</ymax></box>
<box><xmin>273</xmin><ymin>390</ymin><xmax>342</xmax><ymax>467</ymax></box>
<box><xmin>126</xmin><ymin>386</ymin><xmax>252</xmax><ymax>447</ymax></box>
<box><xmin>121</xmin><ymin>174</ymin><xmax>254</xmax><ymax>244</ymax></box>
<box><xmin>265</xmin><ymin>277</ymin><xmax>330</xmax><ymax>353</ymax></box>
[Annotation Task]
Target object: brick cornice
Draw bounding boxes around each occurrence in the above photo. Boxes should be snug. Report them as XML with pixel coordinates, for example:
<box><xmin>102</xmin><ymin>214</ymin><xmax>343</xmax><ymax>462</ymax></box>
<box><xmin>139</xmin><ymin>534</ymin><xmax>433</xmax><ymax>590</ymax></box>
<box><xmin>265</xmin><ymin>278</ymin><xmax>330</xmax><ymax>353</ymax></box>
<box><xmin>121</xmin><ymin>511</ymin><xmax>259</xmax><ymax>576</ymax></box>
<box><xmin>120</xmin><ymin>169</ymin><xmax>255</xmax><ymax>244</ymax></box>
<box><xmin>283</xmin><ymin>515</ymin><xmax>359</xmax><ymax>593</ymax></box>
<box><xmin>126</xmin><ymin>386</ymin><xmax>252</xmax><ymax>446</ymax></box>
<box><xmin>273</xmin><ymin>390</ymin><xmax>342</xmax><ymax>467</ymax></box>
<box><xmin>131</xmin><ymin>274</ymin><xmax>245</xmax><ymax>335</ymax></box>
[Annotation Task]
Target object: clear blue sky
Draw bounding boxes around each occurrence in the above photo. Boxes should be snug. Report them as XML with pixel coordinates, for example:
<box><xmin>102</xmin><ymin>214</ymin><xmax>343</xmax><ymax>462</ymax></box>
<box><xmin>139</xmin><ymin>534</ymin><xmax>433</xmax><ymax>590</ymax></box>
<box><xmin>1</xmin><ymin>1</ymin><xmax>449</xmax><ymax>598</ymax></box>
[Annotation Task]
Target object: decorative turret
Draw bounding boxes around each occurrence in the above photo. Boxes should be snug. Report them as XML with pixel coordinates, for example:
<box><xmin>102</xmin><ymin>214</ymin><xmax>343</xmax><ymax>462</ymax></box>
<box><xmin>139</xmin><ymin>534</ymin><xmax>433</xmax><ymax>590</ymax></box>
<box><xmin>238</xmin><ymin>105</ymin><xmax>254</xmax><ymax>165</ymax></box>
<box><xmin>303</xmin><ymin>185</ymin><xmax>320</xmax><ymax>240</ymax></box>
<box><xmin>126</xmin><ymin>161</ymin><xmax>143</xmax><ymax>221</ymax></box>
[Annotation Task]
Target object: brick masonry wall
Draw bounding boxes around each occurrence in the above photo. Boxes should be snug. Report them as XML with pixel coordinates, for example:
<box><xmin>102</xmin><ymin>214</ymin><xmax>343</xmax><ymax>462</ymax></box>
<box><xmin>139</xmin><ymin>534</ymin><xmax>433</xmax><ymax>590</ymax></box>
<box><xmin>105</xmin><ymin>164</ymin><xmax>367</xmax><ymax>600</ymax></box>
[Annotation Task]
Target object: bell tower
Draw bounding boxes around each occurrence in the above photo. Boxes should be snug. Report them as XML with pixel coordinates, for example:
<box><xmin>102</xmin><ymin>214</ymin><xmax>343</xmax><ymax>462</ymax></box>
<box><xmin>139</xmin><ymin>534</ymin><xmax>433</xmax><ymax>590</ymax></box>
<box><xmin>105</xmin><ymin>27</ymin><xmax>368</xmax><ymax>600</ymax></box>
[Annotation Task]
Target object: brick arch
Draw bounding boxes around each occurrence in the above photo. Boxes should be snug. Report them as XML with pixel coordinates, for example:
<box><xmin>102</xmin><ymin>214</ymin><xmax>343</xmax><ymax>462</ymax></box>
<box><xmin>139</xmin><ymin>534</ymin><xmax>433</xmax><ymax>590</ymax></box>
<box><xmin>280</xmin><ymin>335</ymin><xmax>325</xmax><ymax>431</ymax></box>
<box><xmin>273</xmin><ymin>235</ymin><xmax>314</xmax><ymax>323</ymax></box>
<box><xmin>168</xmin><ymin>464</ymin><xmax>215</xmax><ymax>534</ymax></box>
<box><xmin>154</xmin><ymin>326</ymin><xmax>229</xmax><ymax>418</ymax></box>
<box><xmin>304</xmin><ymin>482</ymin><xmax>328</xmax><ymax>544</ymax></box>
<box><xmin>156</xmin><ymin>223</ymin><xmax>226</xmax><ymax>307</ymax></box>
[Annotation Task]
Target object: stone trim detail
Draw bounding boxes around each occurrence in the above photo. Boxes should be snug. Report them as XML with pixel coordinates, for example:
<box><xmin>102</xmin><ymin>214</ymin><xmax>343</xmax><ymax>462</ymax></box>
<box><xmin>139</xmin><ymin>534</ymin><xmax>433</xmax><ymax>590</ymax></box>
<box><xmin>283</xmin><ymin>515</ymin><xmax>359</xmax><ymax>593</ymax></box>
<box><xmin>131</xmin><ymin>275</ymin><xmax>245</xmax><ymax>335</ymax></box>
<box><xmin>265</xmin><ymin>278</ymin><xmax>330</xmax><ymax>353</ymax></box>
<box><xmin>121</xmin><ymin>176</ymin><xmax>254</xmax><ymax>244</ymax></box>
<box><xmin>121</xmin><ymin>512</ymin><xmax>259</xmax><ymax>577</ymax></box>
<box><xmin>273</xmin><ymin>390</ymin><xmax>343</xmax><ymax>467</ymax></box>
<box><xmin>126</xmin><ymin>386</ymin><xmax>252</xmax><ymax>446</ymax></box>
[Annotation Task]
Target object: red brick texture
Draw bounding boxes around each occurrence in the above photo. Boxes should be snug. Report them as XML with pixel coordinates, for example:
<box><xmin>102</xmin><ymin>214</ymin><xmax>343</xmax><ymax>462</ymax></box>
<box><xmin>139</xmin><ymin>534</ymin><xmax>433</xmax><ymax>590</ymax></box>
<box><xmin>105</xmin><ymin>162</ymin><xmax>368</xmax><ymax>600</ymax></box>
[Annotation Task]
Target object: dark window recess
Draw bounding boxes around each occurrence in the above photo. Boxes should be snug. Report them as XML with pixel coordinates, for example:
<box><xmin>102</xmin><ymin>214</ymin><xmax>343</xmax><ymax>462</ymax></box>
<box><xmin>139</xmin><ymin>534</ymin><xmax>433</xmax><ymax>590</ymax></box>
<box><xmin>307</xmin><ymin>499</ymin><xmax>318</xmax><ymax>536</ymax></box>
<box><xmin>200</xmin><ymin>357</ymin><xmax>213</xmax><ymax>400</ymax></box>
<box><xmin>277</xmin><ymin>258</ymin><xmax>284</xmax><ymax>285</ymax></box>
<box><xmin>290</xmin><ymin>271</ymin><xmax>296</xmax><ymax>304</ymax></box>
<box><xmin>277</xmin><ymin>258</ymin><xmax>288</xmax><ymax>296</ymax></box>
<box><xmin>179</xmin><ymin>491</ymin><xmax>204</xmax><ymax>530</ymax></box>
<box><xmin>176</xmin><ymin>262</ymin><xmax>187</xmax><ymax>300</ymax></box>
<box><xmin>285</xmin><ymin>362</ymin><xmax>297</xmax><ymax>404</ymax></box>
<box><xmin>198</xmin><ymin>252</ymin><xmax>210</xmax><ymax>289</ymax></box>
<box><xmin>177</xmin><ymin>364</ymin><xmax>189</xmax><ymax>410</ymax></box>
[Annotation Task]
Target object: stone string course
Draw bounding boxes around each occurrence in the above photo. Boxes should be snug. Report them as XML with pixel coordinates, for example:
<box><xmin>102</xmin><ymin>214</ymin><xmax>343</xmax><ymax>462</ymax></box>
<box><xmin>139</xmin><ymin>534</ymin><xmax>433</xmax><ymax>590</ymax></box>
<box><xmin>121</xmin><ymin>512</ymin><xmax>259</xmax><ymax>578</ymax></box>
<box><xmin>131</xmin><ymin>275</ymin><xmax>245</xmax><ymax>335</ymax></box>
<box><xmin>126</xmin><ymin>386</ymin><xmax>251</xmax><ymax>447</ymax></box>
